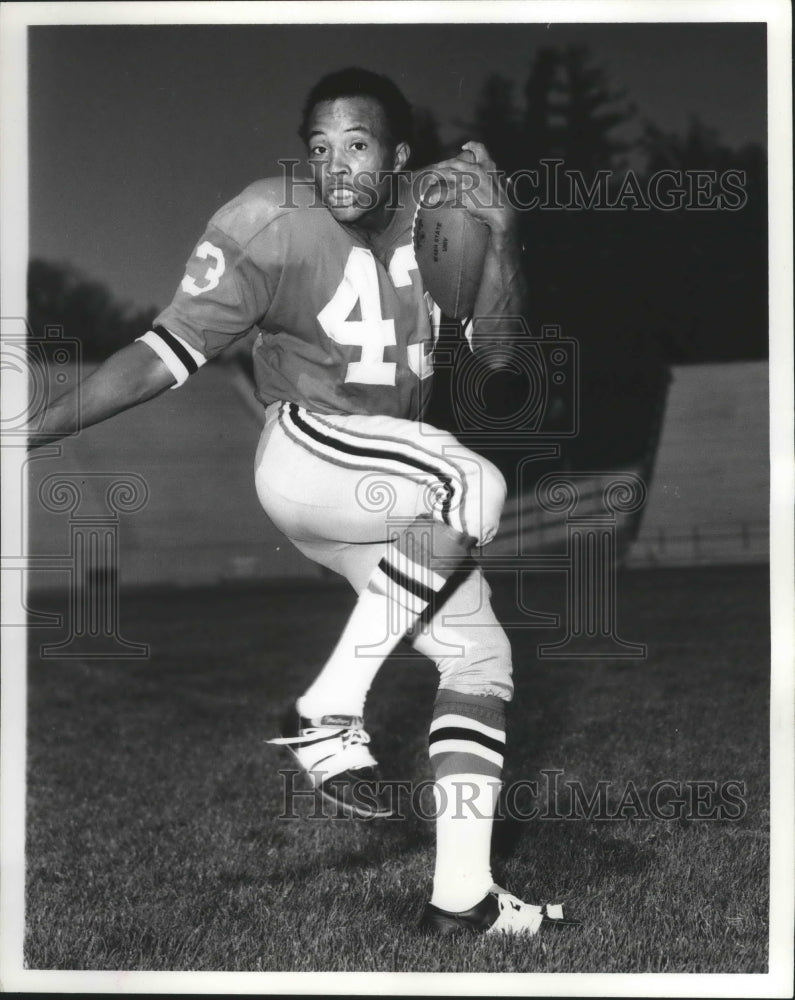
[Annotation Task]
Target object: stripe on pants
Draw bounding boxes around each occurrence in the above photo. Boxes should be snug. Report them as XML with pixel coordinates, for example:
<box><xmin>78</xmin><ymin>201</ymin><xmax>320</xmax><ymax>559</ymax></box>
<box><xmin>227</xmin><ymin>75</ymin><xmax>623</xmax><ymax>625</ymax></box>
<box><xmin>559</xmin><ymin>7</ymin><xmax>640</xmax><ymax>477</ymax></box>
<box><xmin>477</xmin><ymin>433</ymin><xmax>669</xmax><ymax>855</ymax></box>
<box><xmin>279</xmin><ymin>403</ymin><xmax>469</xmax><ymax>534</ymax></box>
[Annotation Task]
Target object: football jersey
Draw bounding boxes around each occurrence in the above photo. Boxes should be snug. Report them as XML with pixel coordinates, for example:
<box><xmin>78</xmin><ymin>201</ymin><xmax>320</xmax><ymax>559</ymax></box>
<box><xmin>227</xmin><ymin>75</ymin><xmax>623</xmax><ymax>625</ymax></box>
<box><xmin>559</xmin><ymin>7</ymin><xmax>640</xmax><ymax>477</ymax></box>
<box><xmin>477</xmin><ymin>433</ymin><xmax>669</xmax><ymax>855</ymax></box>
<box><xmin>144</xmin><ymin>173</ymin><xmax>440</xmax><ymax>420</ymax></box>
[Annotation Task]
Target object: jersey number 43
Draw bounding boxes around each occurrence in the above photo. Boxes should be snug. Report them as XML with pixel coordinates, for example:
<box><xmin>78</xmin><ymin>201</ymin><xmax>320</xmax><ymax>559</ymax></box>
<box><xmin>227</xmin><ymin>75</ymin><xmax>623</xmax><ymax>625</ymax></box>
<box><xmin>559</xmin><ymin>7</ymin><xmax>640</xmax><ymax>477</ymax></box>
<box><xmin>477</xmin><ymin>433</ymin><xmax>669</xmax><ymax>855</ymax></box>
<box><xmin>318</xmin><ymin>246</ymin><xmax>434</xmax><ymax>386</ymax></box>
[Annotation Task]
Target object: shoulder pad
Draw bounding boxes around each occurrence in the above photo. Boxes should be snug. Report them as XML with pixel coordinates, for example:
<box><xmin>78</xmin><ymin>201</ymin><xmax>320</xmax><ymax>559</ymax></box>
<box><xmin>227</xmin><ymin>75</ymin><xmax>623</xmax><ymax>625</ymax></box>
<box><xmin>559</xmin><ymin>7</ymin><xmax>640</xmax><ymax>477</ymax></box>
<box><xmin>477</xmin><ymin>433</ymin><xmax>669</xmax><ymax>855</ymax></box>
<box><xmin>210</xmin><ymin>175</ymin><xmax>322</xmax><ymax>246</ymax></box>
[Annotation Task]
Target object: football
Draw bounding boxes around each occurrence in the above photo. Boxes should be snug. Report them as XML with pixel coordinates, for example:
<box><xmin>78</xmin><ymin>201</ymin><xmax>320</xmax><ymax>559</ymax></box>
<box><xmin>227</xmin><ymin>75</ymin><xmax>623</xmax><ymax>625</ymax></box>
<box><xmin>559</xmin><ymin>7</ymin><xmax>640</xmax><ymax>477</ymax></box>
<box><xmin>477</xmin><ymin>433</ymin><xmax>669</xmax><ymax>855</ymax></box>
<box><xmin>412</xmin><ymin>153</ymin><xmax>490</xmax><ymax>320</ymax></box>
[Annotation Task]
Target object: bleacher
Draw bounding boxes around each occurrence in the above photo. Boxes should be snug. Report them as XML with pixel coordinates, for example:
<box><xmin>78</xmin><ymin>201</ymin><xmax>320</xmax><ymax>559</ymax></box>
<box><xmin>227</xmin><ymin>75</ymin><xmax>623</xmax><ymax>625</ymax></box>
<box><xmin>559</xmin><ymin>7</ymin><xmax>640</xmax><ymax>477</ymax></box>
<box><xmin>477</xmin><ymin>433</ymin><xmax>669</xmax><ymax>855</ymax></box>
<box><xmin>628</xmin><ymin>361</ymin><xmax>768</xmax><ymax>566</ymax></box>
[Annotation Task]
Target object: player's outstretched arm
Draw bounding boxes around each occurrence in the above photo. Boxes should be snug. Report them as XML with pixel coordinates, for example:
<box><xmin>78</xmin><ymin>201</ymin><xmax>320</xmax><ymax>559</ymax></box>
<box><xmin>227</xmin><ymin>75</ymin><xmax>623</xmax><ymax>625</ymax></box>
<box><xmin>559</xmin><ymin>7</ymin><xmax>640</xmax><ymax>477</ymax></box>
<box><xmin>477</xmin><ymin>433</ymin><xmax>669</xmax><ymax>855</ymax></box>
<box><xmin>27</xmin><ymin>340</ymin><xmax>177</xmax><ymax>448</ymax></box>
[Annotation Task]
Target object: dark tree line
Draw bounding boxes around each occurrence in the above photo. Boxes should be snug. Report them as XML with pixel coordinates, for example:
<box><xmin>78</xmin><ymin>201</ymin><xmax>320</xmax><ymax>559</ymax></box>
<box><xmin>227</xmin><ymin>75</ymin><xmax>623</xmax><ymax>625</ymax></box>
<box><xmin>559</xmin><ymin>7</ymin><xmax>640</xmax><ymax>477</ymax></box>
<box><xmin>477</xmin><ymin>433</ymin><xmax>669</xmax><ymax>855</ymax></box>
<box><xmin>27</xmin><ymin>259</ymin><xmax>158</xmax><ymax>360</ymax></box>
<box><xmin>460</xmin><ymin>45</ymin><xmax>766</xmax><ymax>368</ymax></box>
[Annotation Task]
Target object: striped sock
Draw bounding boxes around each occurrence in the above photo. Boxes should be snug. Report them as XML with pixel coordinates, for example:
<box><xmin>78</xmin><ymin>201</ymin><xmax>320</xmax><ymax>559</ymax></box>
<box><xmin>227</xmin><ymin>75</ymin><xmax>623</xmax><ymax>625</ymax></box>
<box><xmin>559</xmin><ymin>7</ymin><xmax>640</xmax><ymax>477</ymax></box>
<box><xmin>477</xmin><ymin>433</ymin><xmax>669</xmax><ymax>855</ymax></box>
<box><xmin>429</xmin><ymin>688</ymin><xmax>506</xmax><ymax>913</ymax></box>
<box><xmin>297</xmin><ymin>522</ymin><xmax>469</xmax><ymax>719</ymax></box>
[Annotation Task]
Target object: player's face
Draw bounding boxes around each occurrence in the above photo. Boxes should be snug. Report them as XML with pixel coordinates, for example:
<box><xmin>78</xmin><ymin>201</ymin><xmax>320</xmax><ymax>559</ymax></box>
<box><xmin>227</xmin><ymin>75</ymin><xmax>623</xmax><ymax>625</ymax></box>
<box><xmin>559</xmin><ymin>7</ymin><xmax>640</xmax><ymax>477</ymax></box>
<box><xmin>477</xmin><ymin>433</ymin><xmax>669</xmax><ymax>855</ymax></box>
<box><xmin>306</xmin><ymin>96</ymin><xmax>410</xmax><ymax>231</ymax></box>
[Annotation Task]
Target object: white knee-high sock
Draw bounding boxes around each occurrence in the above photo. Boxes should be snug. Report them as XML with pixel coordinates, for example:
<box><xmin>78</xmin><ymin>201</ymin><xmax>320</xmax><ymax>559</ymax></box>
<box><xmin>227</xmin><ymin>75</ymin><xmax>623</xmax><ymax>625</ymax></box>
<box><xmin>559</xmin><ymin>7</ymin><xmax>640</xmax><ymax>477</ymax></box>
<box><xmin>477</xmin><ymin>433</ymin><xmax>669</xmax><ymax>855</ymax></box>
<box><xmin>428</xmin><ymin>689</ymin><xmax>507</xmax><ymax>912</ymax></box>
<box><xmin>297</xmin><ymin>521</ymin><xmax>470</xmax><ymax>719</ymax></box>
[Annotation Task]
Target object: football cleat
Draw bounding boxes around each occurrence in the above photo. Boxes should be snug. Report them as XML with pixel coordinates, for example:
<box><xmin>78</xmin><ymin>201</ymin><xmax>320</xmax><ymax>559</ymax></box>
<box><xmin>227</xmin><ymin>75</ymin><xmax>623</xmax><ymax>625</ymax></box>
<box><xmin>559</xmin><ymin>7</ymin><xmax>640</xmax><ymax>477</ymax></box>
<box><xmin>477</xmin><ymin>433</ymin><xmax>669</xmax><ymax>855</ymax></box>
<box><xmin>267</xmin><ymin>705</ymin><xmax>394</xmax><ymax>819</ymax></box>
<box><xmin>419</xmin><ymin>885</ymin><xmax>581</xmax><ymax>936</ymax></box>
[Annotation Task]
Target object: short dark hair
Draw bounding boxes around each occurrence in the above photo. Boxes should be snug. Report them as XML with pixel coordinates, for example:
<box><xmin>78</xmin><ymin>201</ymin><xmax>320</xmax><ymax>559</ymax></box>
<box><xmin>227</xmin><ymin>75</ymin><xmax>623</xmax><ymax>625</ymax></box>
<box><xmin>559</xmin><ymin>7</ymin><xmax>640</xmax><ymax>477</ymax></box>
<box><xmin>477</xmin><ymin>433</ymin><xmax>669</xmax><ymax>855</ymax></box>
<box><xmin>298</xmin><ymin>67</ymin><xmax>413</xmax><ymax>147</ymax></box>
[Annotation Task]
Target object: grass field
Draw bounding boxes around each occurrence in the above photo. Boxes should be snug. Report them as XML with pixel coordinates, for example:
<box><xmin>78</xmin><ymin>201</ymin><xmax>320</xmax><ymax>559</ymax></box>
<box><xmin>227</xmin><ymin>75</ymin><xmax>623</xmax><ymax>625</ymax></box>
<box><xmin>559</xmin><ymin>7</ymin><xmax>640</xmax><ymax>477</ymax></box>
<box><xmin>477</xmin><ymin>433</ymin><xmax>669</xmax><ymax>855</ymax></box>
<box><xmin>24</xmin><ymin>564</ymin><xmax>769</xmax><ymax>973</ymax></box>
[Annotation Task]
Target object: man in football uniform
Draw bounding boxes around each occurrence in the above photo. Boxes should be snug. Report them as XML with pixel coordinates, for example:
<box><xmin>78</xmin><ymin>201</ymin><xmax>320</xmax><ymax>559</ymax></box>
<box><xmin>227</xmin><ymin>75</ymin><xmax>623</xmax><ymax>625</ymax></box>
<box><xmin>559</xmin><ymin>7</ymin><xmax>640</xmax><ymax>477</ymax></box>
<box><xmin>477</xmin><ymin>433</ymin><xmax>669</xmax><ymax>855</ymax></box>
<box><xmin>30</xmin><ymin>68</ymin><xmax>576</xmax><ymax>936</ymax></box>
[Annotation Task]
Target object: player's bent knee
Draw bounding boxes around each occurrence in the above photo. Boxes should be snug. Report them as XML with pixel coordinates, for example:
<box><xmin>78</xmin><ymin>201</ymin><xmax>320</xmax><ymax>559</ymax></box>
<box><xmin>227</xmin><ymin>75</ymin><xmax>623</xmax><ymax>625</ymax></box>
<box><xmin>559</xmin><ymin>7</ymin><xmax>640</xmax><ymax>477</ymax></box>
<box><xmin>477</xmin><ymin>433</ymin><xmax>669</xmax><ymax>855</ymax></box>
<box><xmin>437</xmin><ymin>626</ymin><xmax>513</xmax><ymax>702</ymax></box>
<box><xmin>471</xmin><ymin>457</ymin><xmax>507</xmax><ymax>546</ymax></box>
<box><xmin>482</xmin><ymin>459</ymin><xmax>507</xmax><ymax>517</ymax></box>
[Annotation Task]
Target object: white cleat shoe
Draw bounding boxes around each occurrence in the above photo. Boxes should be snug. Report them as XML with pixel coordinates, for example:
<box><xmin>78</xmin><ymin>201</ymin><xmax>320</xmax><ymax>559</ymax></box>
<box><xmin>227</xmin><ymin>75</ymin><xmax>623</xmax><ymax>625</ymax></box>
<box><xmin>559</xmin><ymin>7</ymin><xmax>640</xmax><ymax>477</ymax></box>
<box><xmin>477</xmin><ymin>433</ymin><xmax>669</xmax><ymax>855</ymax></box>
<box><xmin>267</xmin><ymin>705</ymin><xmax>394</xmax><ymax>818</ymax></box>
<box><xmin>420</xmin><ymin>885</ymin><xmax>581</xmax><ymax>936</ymax></box>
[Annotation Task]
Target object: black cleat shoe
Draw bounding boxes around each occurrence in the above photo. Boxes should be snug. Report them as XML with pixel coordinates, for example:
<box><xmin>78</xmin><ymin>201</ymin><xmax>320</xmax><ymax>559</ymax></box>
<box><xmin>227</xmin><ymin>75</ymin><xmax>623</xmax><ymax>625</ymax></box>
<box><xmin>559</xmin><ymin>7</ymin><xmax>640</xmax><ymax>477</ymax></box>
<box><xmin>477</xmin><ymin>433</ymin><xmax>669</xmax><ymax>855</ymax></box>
<box><xmin>267</xmin><ymin>705</ymin><xmax>394</xmax><ymax>819</ymax></box>
<box><xmin>420</xmin><ymin>886</ymin><xmax>581</xmax><ymax>936</ymax></box>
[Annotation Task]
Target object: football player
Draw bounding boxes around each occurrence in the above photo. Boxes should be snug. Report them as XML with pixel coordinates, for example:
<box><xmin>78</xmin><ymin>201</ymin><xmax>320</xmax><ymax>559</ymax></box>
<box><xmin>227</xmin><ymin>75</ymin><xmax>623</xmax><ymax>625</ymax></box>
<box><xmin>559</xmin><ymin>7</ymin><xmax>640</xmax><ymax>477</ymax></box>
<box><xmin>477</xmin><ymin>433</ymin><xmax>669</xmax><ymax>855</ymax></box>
<box><xmin>28</xmin><ymin>68</ymin><xmax>576</xmax><ymax>936</ymax></box>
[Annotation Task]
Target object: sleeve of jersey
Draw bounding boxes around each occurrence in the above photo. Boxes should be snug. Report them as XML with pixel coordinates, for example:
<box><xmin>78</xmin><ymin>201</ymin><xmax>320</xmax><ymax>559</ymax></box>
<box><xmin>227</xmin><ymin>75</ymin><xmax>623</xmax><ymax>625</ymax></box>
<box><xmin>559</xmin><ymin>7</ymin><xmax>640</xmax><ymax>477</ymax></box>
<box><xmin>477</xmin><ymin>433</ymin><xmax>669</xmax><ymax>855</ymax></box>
<box><xmin>138</xmin><ymin>224</ymin><xmax>270</xmax><ymax>387</ymax></box>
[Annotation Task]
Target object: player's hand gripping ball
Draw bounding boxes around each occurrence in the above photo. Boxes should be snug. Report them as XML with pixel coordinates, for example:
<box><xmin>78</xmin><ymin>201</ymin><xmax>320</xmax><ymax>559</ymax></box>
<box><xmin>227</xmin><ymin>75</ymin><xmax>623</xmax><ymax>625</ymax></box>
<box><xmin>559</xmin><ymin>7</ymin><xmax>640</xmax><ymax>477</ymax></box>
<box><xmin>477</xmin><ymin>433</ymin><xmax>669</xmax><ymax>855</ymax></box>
<box><xmin>413</xmin><ymin>148</ymin><xmax>490</xmax><ymax>320</ymax></box>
